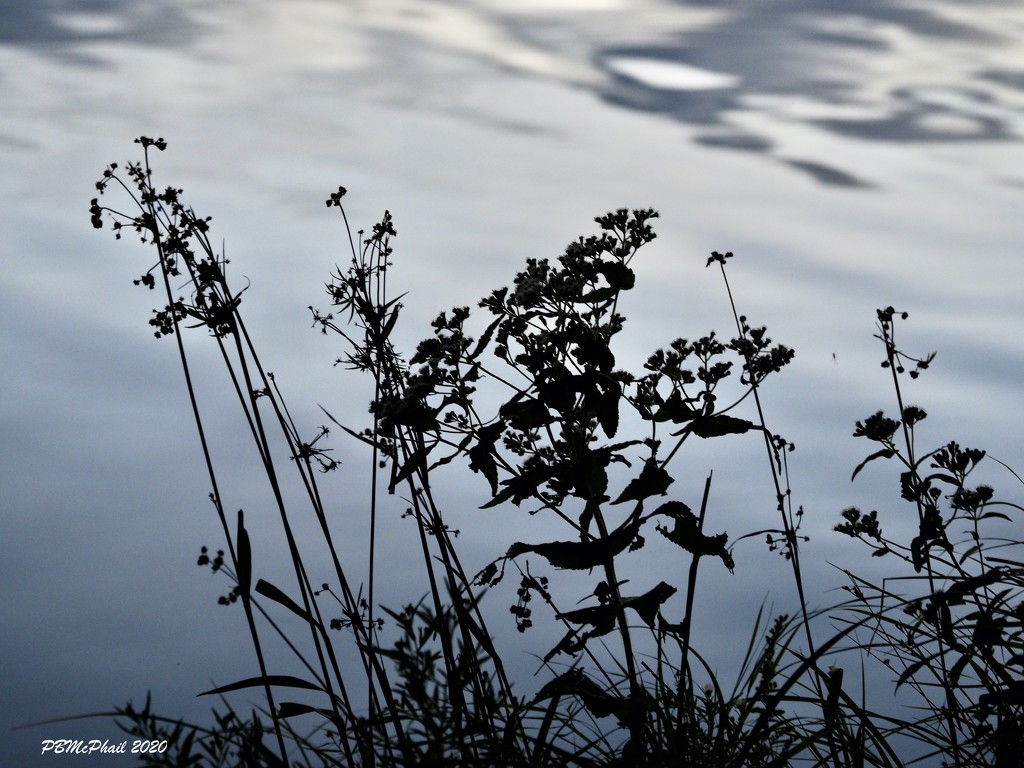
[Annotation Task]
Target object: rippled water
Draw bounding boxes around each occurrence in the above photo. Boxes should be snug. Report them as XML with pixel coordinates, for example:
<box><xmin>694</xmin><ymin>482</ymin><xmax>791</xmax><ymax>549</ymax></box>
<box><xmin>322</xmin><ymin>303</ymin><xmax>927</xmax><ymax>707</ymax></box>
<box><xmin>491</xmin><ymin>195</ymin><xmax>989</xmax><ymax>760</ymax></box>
<box><xmin>3</xmin><ymin>1</ymin><xmax>1023</xmax><ymax>762</ymax></box>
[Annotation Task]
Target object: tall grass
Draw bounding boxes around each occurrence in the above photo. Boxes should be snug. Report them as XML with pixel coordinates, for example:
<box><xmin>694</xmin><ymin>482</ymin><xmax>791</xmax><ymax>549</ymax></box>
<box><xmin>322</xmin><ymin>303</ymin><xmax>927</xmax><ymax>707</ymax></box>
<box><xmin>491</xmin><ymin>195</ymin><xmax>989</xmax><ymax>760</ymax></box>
<box><xmin>79</xmin><ymin>137</ymin><xmax>1023</xmax><ymax>766</ymax></box>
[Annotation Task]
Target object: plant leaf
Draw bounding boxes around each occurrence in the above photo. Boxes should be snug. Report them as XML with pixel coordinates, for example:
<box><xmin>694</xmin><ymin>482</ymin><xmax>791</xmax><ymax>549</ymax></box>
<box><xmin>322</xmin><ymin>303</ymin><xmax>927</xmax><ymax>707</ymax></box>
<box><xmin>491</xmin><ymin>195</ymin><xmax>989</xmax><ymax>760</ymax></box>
<box><xmin>467</xmin><ymin>421</ymin><xmax>504</xmax><ymax>496</ymax></box>
<box><xmin>851</xmin><ymin>448</ymin><xmax>896</xmax><ymax>482</ymax></box>
<box><xmin>480</xmin><ymin>484</ymin><xmax>517</xmax><ymax>510</ymax></box>
<box><xmin>654</xmin><ymin>390</ymin><xmax>699</xmax><ymax>424</ymax></box>
<box><xmin>236</xmin><ymin>510</ymin><xmax>252</xmax><ymax>597</ymax></box>
<box><xmin>685</xmin><ymin>414</ymin><xmax>756</xmax><ymax>439</ymax></box>
<box><xmin>380</xmin><ymin>307</ymin><xmax>399</xmax><ymax>342</ymax></box>
<box><xmin>612</xmin><ymin>459</ymin><xmax>672</xmax><ymax>505</ymax></box>
<box><xmin>979</xmin><ymin>681</ymin><xmax>1024</xmax><ymax>708</ymax></box>
<box><xmin>505</xmin><ymin>512</ymin><xmax>647</xmax><ymax>570</ymax></box>
<box><xmin>559</xmin><ymin>581</ymin><xmax>676</xmax><ymax>633</ymax></box>
<box><xmin>499</xmin><ymin>395</ymin><xmax>553</xmax><ymax>431</ymax></box>
<box><xmin>389</xmin><ymin>441</ymin><xmax>435</xmax><ymax>492</ymax></box>
<box><xmin>543</xmin><ymin>630</ymin><xmax>586</xmax><ymax>663</ymax></box>
<box><xmin>896</xmin><ymin>657</ymin><xmax>931</xmax><ymax>690</ymax></box>
<box><xmin>598</xmin><ymin>260</ymin><xmax>635</xmax><ymax>291</ymax></box>
<box><xmin>592</xmin><ymin>378</ymin><xmax>620</xmax><ymax>438</ymax></box>
<box><xmin>655</xmin><ymin>500</ymin><xmax>735</xmax><ymax>571</ymax></box>
<box><xmin>255</xmin><ymin>579</ymin><xmax>316</xmax><ymax>625</ymax></box>
<box><xmin>199</xmin><ymin>675</ymin><xmax>325</xmax><ymax>697</ymax></box>
<box><xmin>621</xmin><ymin>581</ymin><xmax>677</xmax><ymax>627</ymax></box>
<box><xmin>575</xmin><ymin>286</ymin><xmax>618</xmax><ymax>304</ymax></box>
<box><xmin>558</xmin><ymin>603</ymin><xmax>616</xmax><ymax>636</ymax></box>
<box><xmin>467</xmin><ymin>317</ymin><xmax>502</xmax><ymax>362</ymax></box>
<box><xmin>532</xmin><ymin>669</ymin><xmax>627</xmax><ymax>721</ymax></box>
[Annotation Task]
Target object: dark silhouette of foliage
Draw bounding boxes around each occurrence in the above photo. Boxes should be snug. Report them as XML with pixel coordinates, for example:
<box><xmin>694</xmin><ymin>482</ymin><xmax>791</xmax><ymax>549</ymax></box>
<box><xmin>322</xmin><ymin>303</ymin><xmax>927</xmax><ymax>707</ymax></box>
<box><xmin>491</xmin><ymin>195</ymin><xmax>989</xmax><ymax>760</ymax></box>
<box><xmin>64</xmin><ymin>138</ymin><xmax>1024</xmax><ymax>768</ymax></box>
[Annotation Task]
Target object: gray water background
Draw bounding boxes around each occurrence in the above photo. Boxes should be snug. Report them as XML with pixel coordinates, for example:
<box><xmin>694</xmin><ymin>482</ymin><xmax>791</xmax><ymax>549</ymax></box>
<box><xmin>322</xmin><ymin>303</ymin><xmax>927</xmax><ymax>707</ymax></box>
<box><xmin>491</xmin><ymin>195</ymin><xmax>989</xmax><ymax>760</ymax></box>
<box><xmin>3</xmin><ymin>1</ymin><xmax>1024</xmax><ymax>763</ymax></box>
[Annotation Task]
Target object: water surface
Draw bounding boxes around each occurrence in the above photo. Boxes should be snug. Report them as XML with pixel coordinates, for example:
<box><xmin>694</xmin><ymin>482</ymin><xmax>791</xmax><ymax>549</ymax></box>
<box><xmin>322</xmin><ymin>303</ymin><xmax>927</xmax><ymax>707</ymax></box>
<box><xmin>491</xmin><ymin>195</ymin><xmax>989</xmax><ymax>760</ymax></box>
<box><xmin>3</xmin><ymin>1</ymin><xmax>1023</xmax><ymax>763</ymax></box>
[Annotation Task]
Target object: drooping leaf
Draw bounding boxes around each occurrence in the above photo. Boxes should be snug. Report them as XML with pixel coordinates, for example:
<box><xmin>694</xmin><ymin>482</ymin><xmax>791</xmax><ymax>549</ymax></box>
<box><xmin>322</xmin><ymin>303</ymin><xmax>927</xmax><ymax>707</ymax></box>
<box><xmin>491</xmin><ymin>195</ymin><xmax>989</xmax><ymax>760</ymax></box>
<box><xmin>923</xmin><ymin>471</ymin><xmax>960</xmax><ymax>489</ymax></box>
<box><xmin>851</xmin><ymin>448</ymin><xmax>896</xmax><ymax>482</ymax></box>
<box><xmin>685</xmin><ymin>414</ymin><xmax>756</xmax><ymax>439</ymax></box>
<box><xmin>621</xmin><ymin>581</ymin><xmax>677</xmax><ymax>628</ymax></box>
<box><xmin>543</xmin><ymin>630</ymin><xmax>585</xmax><ymax>663</ymax></box>
<box><xmin>467</xmin><ymin>316</ymin><xmax>502</xmax><ymax>362</ymax></box>
<box><xmin>558</xmin><ymin>603</ymin><xmax>616</xmax><ymax>636</ymax></box>
<box><xmin>199</xmin><ymin>675</ymin><xmax>325</xmax><ymax>697</ymax></box>
<box><xmin>485</xmin><ymin>457</ymin><xmax>562</xmax><ymax>509</ymax></box>
<box><xmin>480</xmin><ymin>484</ymin><xmax>518</xmax><ymax>510</ymax></box>
<box><xmin>467</xmin><ymin>421</ymin><xmax>505</xmax><ymax>496</ymax></box>
<box><xmin>590</xmin><ymin>378</ymin><xmax>621</xmax><ymax>438</ymax></box>
<box><xmin>473</xmin><ymin>560</ymin><xmax>502</xmax><ymax>587</ymax></box>
<box><xmin>980</xmin><ymin>510</ymin><xmax>1012</xmax><ymax>523</ymax></box>
<box><xmin>896</xmin><ymin>657</ymin><xmax>931</xmax><ymax>691</ymax></box>
<box><xmin>655</xmin><ymin>500</ymin><xmax>735</xmax><ymax>571</ymax></box>
<box><xmin>612</xmin><ymin>459</ymin><xmax>673</xmax><ymax>505</ymax></box>
<box><xmin>389</xmin><ymin>441</ymin><xmax>435</xmax><ymax>491</ymax></box>
<box><xmin>427</xmin><ymin>435</ymin><xmax>470</xmax><ymax>472</ymax></box>
<box><xmin>505</xmin><ymin>512</ymin><xmax>647</xmax><ymax>571</ymax></box>
<box><xmin>255</xmin><ymin>579</ymin><xmax>315</xmax><ymax>626</ymax></box>
<box><xmin>559</xmin><ymin>581</ymin><xmax>676</xmax><ymax>634</ymax></box>
<box><xmin>532</xmin><ymin>669</ymin><xmax>628</xmax><ymax>721</ymax></box>
<box><xmin>564</xmin><ymin>442</ymin><xmax>614</xmax><ymax>503</ymax></box>
<box><xmin>654</xmin><ymin>390</ymin><xmax>700</xmax><ymax>424</ymax></box>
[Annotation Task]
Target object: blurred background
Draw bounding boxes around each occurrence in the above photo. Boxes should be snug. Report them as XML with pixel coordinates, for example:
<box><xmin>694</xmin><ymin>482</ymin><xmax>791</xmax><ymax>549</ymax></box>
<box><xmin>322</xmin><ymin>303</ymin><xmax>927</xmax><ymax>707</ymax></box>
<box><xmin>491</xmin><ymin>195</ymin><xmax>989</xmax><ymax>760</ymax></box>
<box><xmin>2</xmin><ymin>1</ymin><xmax>1023</xmax><ymax>763</ymax></box>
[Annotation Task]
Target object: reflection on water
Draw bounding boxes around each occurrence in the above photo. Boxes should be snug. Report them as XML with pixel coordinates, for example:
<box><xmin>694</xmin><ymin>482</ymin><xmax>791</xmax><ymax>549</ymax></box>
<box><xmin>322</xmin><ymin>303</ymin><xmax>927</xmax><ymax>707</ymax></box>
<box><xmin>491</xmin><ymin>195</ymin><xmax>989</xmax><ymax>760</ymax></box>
<box><xmin>591</xmin><ymin>1</ymin><xmax>1024</xmax><ymax>186</ymax></box>
<box><xmin>2</xmin><ymin>1</ymin><xmax>1023</xmax><ymax>763</ymax></box>
<box><xmin>0</xmin><ymin>0</ymin><xmax>201</xmax><ymax>55</ymax></box>
<box><xmin>9</xmin><ymin>0</ymin><xmax>1021</xmax><ymax>189</ymax></box>
<box><xmin>236</xmin><ymin>0</ymin><xmax>1024</xmax><ymax>188</ymax></box>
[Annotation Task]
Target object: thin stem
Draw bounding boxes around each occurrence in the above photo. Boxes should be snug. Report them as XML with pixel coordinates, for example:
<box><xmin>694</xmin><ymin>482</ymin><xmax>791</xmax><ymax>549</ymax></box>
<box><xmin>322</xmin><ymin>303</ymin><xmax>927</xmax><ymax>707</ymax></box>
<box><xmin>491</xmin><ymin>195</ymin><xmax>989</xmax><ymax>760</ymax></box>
<box><xmin>675</xmin><ymin>471</ymin><xmax>713</xmax><ymax>752</ymax></box>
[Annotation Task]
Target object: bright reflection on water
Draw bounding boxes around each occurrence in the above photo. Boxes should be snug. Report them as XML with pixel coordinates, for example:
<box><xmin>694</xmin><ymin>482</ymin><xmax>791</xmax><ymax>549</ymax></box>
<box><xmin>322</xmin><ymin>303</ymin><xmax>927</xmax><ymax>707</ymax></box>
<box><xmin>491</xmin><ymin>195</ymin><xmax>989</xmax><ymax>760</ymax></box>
<box><xmin>2</xmin><ymin>1</ymin><xmax>1023</xmax><ymax>763</ymax></box>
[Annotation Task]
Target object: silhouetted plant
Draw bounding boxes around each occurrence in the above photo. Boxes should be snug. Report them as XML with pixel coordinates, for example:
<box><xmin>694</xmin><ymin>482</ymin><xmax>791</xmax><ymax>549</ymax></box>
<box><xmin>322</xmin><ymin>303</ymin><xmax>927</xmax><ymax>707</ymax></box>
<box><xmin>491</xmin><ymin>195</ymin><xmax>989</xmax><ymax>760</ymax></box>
<box><xmin>70</xmin><ymin>138</ymin><xmax>1022</xmax><ymax>768</ymax></box>
<box><xmin>834</xmin><ymin>307</ymin><xmax>1024</xmax><ymax>767</ymax></box>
